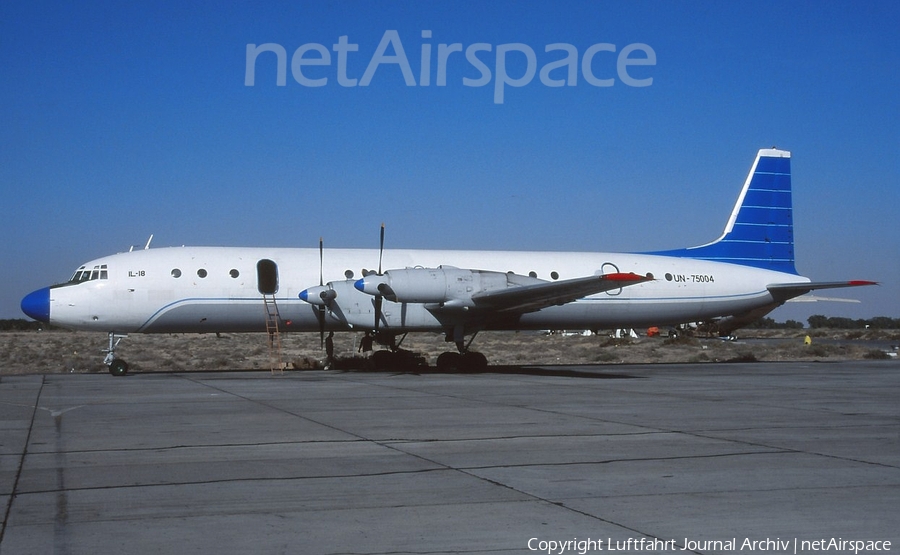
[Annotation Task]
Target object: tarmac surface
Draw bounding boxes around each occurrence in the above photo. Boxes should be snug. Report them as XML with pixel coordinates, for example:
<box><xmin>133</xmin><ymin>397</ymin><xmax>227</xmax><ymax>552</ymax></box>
<box><xmin>0</xmin><ymin>361</ymin><xmax>897</xmax><ymax>555</ymax></box>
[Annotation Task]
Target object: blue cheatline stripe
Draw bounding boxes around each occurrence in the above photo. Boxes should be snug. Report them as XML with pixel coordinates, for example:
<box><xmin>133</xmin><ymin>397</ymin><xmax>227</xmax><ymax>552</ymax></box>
<box><xmin>138</xmin><ymin>297</ymin><xmax>302</xmax><ymax>331</ymax></box>
<box><xmin>646</xmin><ymin>152</ymin><xmax>798</xmax><ymax>274</ymax></box>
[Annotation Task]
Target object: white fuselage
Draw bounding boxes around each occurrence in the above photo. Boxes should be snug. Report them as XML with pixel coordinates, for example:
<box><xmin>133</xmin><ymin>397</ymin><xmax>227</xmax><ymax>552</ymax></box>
<box><xmin>45</xmin><ymin>246</ymin><xmax>808</xmax><ymax>334</ymax></box>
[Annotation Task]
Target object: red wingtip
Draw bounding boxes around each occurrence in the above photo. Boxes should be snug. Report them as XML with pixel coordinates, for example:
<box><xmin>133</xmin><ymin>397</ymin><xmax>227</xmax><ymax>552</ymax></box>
<box><xmin>848</xmin><ymin>280</ymin><xmax>878</xmax><ymax>286</ymax></box>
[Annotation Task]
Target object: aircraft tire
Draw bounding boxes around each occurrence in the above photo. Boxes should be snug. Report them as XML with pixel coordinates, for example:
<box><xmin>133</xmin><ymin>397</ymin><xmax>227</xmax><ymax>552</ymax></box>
<box><xmin>108</xmin><ymin>359</ymin><xmax>129</xmax><ymax>376</ymax></box>
<box><xmin>462</xmin><ymin>351</ymin><xmax>488</xmax><ymax>371</ymax></box>
<box><xmin>436</xmin><ymin>352</ymin><xmax>461</xmax><ymax>372</ymax></box>
<box><xmin>372</xmin><ymin>350</ymin><xmax>393</xmax><ymax>370</ymax></box>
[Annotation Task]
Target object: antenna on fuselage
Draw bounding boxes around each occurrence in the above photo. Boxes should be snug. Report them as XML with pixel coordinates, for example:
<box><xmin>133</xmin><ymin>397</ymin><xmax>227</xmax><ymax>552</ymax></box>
<box><xmin>144</xmin><ymin>234</ymin><xmax>154</xmax><ymax>250</ymax></box>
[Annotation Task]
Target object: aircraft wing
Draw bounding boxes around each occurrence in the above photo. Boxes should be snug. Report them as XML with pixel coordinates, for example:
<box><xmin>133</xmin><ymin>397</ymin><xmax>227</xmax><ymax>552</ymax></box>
<box><xmin>470</xmin><ymin>272</ymin><xmax>651</xmax><ymax>314</ymax></box>
<box><xmin>768</xmin><ymin>281</ymin><xmax>878</xmax><ymax>304</ymax></box>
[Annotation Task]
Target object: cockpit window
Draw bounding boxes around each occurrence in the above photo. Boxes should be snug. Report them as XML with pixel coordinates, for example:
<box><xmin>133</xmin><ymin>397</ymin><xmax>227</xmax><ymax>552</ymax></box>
<box><xmin>69</xmin><ymin>264</ymin><xmax>108</xmax><ymax>284</ymax></box>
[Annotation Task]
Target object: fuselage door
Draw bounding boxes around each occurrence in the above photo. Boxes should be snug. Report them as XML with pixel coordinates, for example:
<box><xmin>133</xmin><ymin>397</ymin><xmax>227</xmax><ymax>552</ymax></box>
<box><xmin>257</xmin><ymin>259</ymin><xmax>278</xmax><ymax>295</ymax></box>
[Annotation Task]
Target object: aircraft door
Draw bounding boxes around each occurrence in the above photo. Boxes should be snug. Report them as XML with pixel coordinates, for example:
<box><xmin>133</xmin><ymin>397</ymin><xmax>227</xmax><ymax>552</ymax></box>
<box><xmin>257</xmin><ymin>259</ymin><xmax>278</xmax><ymax>294</ymax></box>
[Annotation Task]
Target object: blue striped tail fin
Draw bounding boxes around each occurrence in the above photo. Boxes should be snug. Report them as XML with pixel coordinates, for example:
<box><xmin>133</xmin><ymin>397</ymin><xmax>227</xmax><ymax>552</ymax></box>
<box><xmin>650</xmin><ymin>148</ymin><xmax>797</xmax><ymax>274</ymax></box>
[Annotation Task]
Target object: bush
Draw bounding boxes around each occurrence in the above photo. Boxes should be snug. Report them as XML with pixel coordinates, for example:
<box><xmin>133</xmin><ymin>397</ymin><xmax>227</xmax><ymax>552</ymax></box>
<box><xmin>808</xmin><ymin>315</ymin><xmax>900</xmax><ymax>329</ymax></box>
<box><xmin>0</xmin><ymin>319</ymin><xmax>53</xmax><ymax>331</ymax></box>
<box><xmin>663</xmin><ymin>335</ymin><xmax>699</xmax><ymax>346</ymax></box>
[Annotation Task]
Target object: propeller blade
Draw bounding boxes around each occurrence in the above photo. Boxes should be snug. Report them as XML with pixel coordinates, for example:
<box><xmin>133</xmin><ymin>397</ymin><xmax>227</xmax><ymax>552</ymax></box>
<box><xmin>319</xmin><ymin>288</ymin><xmax>337</xmax><ymax>305</ymax></box>
<box><xmin>377</xmin><ymin>282</ymin><xmax>397</xmax><ymax>302</ymax></box>
<box><xmin>378</xmin><ymin>223</ymin><xmax>385</xmax><ymax>275</ymax></box>
<box><xmin>373</xmin><ymin>295</ymin><xmax>382</xmax><ymax>333</ymax></box>
<box><xmin>319</xmin><ymin>237</ymin><xmax>324</xmax><ymax>287</ymax></box>
<box><xmin>318</xmin><ymin>237</ymin><xmax>326</xmax><ymax>348</ymax></box>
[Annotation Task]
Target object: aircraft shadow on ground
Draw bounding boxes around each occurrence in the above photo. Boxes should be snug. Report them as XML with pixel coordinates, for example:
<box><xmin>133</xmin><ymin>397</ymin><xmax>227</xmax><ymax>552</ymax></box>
<box><xmin>372</xmin><ymin>365</ymin><xmax>641</xmax><ymax>379</ymax></box>
<box><xmin>139</xmin><ymin>363</ymin><xmax>638</xmax><ymax>379</ymax></box>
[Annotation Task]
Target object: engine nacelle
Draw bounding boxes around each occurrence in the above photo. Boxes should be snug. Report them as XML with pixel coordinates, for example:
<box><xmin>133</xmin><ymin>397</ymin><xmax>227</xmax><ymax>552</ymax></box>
<box><xmin>298</xmin><ymin>285</ymin><xmax>336</xmax><ymax>306</ymax></box>
<box><xmin>354</xmin><ymin>267</ymin><xmax>518</xmax><ymax>306</ymax></box>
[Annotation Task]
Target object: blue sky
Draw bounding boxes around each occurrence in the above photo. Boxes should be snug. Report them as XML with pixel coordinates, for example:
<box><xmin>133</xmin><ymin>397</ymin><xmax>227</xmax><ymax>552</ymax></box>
<box><xmin>2</xmin><ymin>1</ymin><xmax>897</xmax><ymax>322</ymax></box>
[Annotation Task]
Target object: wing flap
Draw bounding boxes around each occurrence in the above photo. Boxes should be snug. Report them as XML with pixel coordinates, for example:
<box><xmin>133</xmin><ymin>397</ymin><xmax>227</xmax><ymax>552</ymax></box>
<box><xmin>471</xmin><ymin>272</ymin><xmax>651</xmax><ymax>314</ymax></box>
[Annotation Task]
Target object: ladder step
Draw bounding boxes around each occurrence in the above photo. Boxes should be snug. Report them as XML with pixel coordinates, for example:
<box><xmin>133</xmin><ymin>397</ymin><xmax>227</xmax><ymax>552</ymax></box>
<box><xmin>262</xmin><ymin>294</ymin><xmax>284</xmax><ymax>373</ymax></box>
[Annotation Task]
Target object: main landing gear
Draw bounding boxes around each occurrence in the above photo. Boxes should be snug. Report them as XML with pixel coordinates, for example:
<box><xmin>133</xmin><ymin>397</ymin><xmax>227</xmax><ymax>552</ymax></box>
<box><xmin>368</xmin><ymin>331</ymin><xmax>488</xmax><ymax>372</ymax></box>
<box><xmin>103</xmin><ymin>332</ymin><xmax>129</xmax><ymax>376</ymax></box>
<box><xmin>435</xmin><ymin>351</ymin><xmax>488</xmax><ymax>372</ymax></box>
<box><xmin>367</xmin><ymin>332</ymin><xmax>428</xmax><ymax>370</ymax></box>
<box><xmin>434</xmin><ymin>330</ymin><xmax>488</xmax><ymax>372</ymax></box>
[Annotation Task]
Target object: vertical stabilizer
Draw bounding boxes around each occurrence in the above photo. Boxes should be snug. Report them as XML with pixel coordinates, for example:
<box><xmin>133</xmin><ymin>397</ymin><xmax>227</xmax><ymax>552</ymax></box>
<box><xmin>651</xmin><ymin>148</ymin><xmax>797</xmax><ymax>274</ymax></box>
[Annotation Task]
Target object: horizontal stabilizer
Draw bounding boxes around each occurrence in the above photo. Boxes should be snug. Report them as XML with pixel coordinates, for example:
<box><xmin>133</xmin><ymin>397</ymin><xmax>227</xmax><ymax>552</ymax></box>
<box><xmin>768</xmin><ymin>280</ymin><xmax>878</xmax><ymax>304</ymax></box>
<box><xmin>786</xmin><ymin>296</ymin><xmax>861</xmax><ymax>303</ymax></box>
<box><xmin>471</xmin><ymin>272</ymin><xmax>651</xmax><ymax>314</ymax></box>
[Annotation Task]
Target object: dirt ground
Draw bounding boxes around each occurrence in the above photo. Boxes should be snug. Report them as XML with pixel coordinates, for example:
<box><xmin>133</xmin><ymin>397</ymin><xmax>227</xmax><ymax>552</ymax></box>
<box><xmin>1</xmin><ymin>328</ymin><xmax>898</xmax><ymax>375</ymax></box>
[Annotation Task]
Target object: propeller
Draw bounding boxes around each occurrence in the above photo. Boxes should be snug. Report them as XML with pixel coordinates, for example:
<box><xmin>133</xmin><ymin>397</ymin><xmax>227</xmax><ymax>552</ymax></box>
<box><xmin>373</xmin><ymin>223</ymin><xmax>385</xmax><ymax>332</ymax></box>
<box><xmin>317</xmin><ymin>237</ymin><xmax>326</xmax><ymax>348</ymax></box>
<box><xmin>299</xmin><ymin>237</ymin><xmax>339</xmax><ymax>349</ymax></box>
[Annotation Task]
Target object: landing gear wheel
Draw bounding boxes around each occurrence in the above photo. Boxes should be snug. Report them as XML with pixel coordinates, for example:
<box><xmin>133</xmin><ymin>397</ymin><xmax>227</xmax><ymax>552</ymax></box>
<box><xmin>436</xmin><ymin>351</ymin><xmax>489</xmax><ymax>372</ymax></box>
<box><xmin>372</xmin><ymin>350</ymin><xmax>393</xmax><ymax>370</ymax></box>
<box><xmin>436</xmin><ymin>352</ymin><xmax>462</xmax><ymax>372</ymax></box>
<box><xmin>108</xmin><ymin>359</ymin><xmax>129</xmax><ymax>376</ymax></box>
<box><xmin>461</xmin><ymin>351</ymin><xmax>488</xmax><ymax>371</ymax></box>
<box><xmin>103</xmin><ymin>333</ymin><xmax>129</xmax><ymax>375</ymax></box>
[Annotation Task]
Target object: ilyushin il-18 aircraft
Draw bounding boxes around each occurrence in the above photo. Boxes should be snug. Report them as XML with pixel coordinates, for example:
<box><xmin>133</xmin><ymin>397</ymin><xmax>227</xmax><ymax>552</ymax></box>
<box><xmin>21</xmin><ymin>149</ymin><xmax>875</xmax><ymax>375</ymax></box>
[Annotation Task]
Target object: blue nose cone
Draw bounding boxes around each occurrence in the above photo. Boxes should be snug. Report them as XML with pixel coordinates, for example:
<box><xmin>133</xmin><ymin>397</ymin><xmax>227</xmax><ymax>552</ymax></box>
<box><xmin>21</xmin><ymin>287</ymin><xmax>50</xmax><ymax>323</ymax></box>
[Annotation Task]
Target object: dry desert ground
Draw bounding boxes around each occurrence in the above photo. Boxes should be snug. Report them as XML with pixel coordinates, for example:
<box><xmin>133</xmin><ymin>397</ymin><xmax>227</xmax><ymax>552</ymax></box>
<box><xmin>1</xmin><ymin>328</ymin><xmax>897</xmax><ymax>375</ymax></box>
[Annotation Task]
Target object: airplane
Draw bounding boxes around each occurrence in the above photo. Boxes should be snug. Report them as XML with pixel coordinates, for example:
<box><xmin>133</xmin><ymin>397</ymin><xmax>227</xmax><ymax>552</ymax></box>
<box><xmin>20</xmin><ymin>148</ymin><xmax>876</xmax><ymax>375</ymax></box>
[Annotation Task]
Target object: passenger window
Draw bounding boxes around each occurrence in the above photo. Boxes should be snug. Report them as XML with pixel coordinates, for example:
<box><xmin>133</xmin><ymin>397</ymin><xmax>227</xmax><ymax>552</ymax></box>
<box><xmin>171</xmin><ymin>269</ymin><xmax>182</xmax><ymax>278</ymax></box>
<box><xmin>230</xmin><ymin>269</ymin><xmax>240</xmax><ymax>278</ymax></box>
<box><xmin>197</xmin><ymin>269</ymin><xmax>208</xmax><ymax>278</ymax></box>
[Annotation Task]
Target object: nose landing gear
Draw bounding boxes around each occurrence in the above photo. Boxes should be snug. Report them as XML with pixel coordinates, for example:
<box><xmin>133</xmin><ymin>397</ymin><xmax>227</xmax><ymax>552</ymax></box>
<box><xmin>103</xmin><ymin>332</ymin><xmax>129</xmax><ymax>376</ymax></box>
